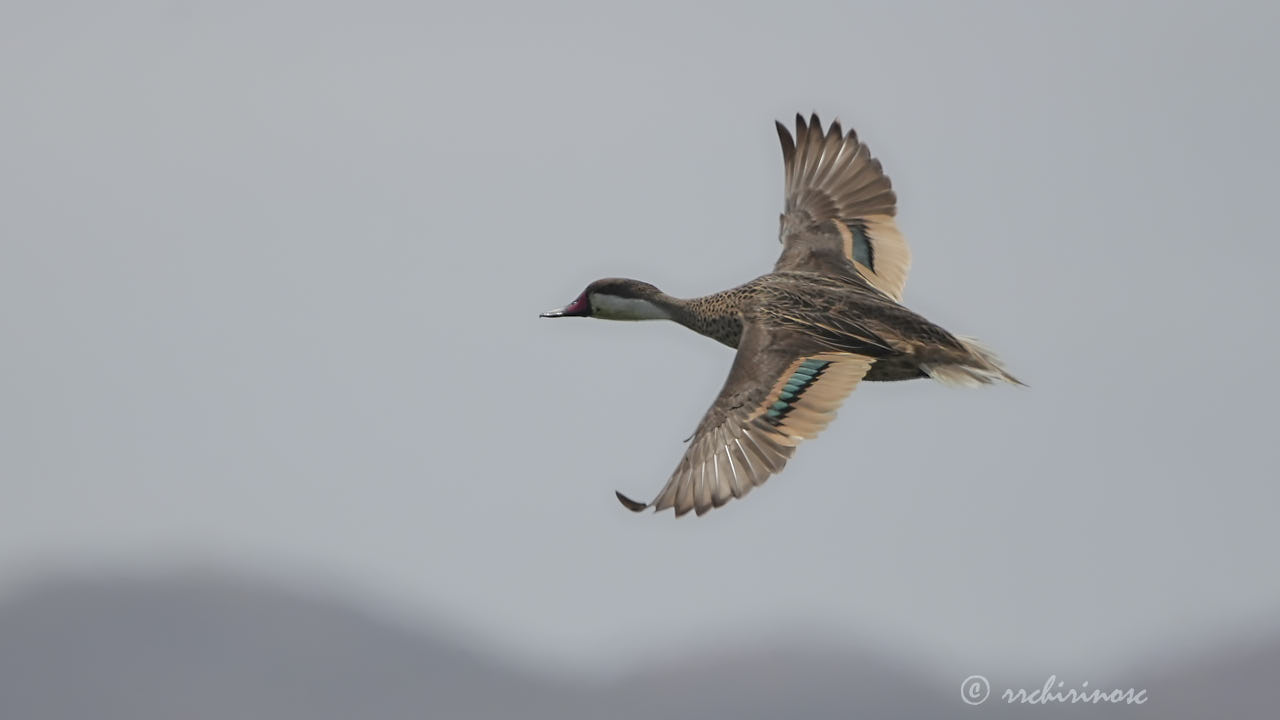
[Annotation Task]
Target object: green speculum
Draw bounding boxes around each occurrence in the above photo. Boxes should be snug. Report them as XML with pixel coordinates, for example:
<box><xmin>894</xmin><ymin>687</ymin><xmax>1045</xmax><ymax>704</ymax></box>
<box><xmin>764</xmin><ymin>359</ymin><xmax>831</xmax><ymax>421</ymax></box>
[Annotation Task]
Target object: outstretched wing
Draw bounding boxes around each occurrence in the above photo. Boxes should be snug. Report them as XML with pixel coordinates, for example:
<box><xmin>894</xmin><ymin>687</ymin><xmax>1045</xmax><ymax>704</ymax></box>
<box><xmin>617</xmin><ymin>323</ymin><xmax>873</xmax><ymax>516</ymax></box>
<box><xmin>774</xmin><ymin>113</ymin><xmax>911</xmax><ymax>301</ymax></box>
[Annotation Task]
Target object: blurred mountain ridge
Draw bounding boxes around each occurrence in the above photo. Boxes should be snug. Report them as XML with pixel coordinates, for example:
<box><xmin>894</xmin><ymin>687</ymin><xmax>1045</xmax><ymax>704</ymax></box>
<box><xmin>0</xmin><ymin>570</ymin><xmax>1274</xmax><ymax>719</ymax></box>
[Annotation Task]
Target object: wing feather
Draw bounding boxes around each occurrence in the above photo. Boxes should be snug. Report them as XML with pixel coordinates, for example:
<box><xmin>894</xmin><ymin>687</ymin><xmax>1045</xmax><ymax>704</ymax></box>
<box><xmin>775</xmin><ymin>114</ymin><xmax>912</xmax><ymax>301</ymax></box>
<box><xmin>616</xmin><ymin>325</ymin><xmax>873</xmax><ymax>516</ymax></box>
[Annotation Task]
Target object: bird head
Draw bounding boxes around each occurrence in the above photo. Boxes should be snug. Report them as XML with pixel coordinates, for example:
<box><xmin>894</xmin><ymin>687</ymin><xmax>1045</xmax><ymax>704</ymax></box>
<box><xmin>540</xmin><ymin>278</ymin><xmax>669</xmax><ymax>320</ymax></box>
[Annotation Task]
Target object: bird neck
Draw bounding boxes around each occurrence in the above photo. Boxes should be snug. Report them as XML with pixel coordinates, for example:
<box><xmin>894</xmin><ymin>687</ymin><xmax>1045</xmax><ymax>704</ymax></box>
<box><xmin>664</xmin><ymin>294</ymin><xmax>743</xmax><ymax>348</ymax></box>
<box><xmin>591</xmin><ymin>289</ymin><xmax>741</xmax><ymax>348</ymax></box>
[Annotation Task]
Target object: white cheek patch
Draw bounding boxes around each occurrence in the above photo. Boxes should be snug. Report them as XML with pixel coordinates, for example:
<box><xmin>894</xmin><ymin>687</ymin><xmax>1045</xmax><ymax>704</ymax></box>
<box><xmin>590</xmin><ymin>294</ymin><xmax>670</xmax><ymax>321</ymax></box>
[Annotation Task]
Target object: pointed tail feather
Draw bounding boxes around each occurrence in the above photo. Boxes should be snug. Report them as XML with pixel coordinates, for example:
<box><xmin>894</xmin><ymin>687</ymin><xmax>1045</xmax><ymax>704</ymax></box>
<box><xmin>922</xmin><ymin>336</ymin><xmax>1024</xmax><ymax>388</ymax></box>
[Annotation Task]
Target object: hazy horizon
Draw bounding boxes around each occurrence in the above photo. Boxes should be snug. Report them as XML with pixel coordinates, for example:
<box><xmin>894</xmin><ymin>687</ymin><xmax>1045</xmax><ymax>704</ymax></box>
<box><xmin>8</xmin><ymin>568</ymin><xmax>1276</xmax><ymax>718</ymax></box>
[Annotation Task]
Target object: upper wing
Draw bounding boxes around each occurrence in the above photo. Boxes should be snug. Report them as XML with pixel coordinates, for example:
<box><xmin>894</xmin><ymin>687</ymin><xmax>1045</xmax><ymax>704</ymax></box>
<box><xmin>616</xmin><ymin>323</ymin><xmax>873</xmax><ymax>516</ymax></box>
<box><xmin>774</xmin><ymin>113</ymin><xmax>912</xmax><ymax>301</ymax></box>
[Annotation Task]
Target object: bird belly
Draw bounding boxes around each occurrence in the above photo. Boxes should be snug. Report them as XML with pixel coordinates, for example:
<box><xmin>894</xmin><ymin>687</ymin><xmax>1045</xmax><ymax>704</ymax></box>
<box><xmin>865</xmin><ymin>356</ymin><xmax>927</xmax><ymax>382</ymax></box>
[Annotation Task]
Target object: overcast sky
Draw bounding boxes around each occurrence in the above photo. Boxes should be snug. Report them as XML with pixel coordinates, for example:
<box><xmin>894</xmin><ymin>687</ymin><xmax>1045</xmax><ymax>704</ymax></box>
<box><xmin>3</xmin><ymin>0</ymin><xmax>1278</xmax><ymax>679</ymax></box>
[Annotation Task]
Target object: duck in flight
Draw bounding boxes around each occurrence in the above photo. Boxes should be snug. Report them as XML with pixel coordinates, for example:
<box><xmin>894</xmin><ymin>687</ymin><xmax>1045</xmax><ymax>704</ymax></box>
<box><xmin>542</xmin><ymin>114</ymin><xmax>1021</xmax><ymax>517</ymax></box>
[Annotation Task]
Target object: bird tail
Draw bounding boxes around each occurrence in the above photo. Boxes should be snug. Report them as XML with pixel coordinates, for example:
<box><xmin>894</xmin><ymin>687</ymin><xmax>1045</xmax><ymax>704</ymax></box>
<box><xmin>922</xmin><ymin>336</ymin><xmax>1024</xmax><ymax>388</ymax></box>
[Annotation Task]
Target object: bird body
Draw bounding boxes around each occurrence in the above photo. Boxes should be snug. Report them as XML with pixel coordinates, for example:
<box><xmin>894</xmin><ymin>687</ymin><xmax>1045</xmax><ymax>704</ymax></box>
<box><xmin>542</xmin><ymin>114</ymin><xmax>1020</xmax><ymax>516</ymax></box>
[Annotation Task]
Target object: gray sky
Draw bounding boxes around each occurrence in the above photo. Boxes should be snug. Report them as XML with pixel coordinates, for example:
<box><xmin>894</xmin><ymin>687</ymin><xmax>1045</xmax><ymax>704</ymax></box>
<box><xmin>3</xmin><ymin>0</ymin><xmax>1278</xmax><ymax>678</ymax></box>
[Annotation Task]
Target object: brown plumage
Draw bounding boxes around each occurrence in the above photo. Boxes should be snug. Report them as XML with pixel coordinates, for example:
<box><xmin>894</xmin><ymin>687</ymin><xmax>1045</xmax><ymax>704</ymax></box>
<box><xmin>542</xmin><ymin>114</ymin><xmax>1022</xmax><ymax>517</ymax></box>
